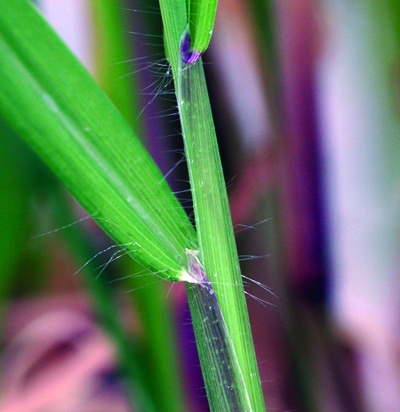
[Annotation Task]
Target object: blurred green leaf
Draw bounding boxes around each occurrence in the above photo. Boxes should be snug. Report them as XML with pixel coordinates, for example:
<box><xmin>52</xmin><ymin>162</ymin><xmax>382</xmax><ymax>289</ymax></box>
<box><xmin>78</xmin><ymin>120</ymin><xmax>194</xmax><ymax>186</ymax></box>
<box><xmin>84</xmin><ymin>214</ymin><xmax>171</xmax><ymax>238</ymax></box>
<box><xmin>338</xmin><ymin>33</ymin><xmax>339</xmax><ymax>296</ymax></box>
<box><xmin>0</xmin><ymin>121</ymin><xmax>29</xmax><ymax>301</ymax></box>
<box><xmin>89</xmin><ymin>0</ymin><xmax>144</xmax><ymax>134</ymax></box>
<box><xmin>51</xmin><ymin>191</ymin><xmax>158</xmax><ymax>412</ymax></box>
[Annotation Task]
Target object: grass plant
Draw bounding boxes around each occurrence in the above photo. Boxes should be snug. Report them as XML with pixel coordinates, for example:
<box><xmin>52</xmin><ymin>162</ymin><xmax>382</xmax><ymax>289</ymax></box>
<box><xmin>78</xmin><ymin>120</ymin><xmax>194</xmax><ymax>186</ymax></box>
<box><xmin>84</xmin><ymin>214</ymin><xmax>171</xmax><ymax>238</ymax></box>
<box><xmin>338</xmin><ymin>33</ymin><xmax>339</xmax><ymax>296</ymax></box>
<box><xmin>0</xmin><ymin>0</ymin><xmax>266</xmax><ymax>410</ymax></box>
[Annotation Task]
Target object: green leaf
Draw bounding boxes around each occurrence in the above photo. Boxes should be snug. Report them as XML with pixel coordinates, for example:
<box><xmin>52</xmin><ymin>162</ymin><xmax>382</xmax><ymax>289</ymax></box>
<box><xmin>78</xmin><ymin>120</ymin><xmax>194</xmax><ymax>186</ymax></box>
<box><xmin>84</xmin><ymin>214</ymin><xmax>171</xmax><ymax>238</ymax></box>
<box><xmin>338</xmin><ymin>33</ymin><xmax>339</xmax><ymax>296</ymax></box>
<box><xmin>0</xmin><ymin>121</ymin><xmax>29</xmax><ymax>302</ymax></box>
<box><xmin>87</xmin><ymin>2</ymin><xmax>188</xmax><ymax>410</ymax></box>
<box><xmin>188</xmin><ymin>0</ymin><xmax>218</xmax><ymax>57</ymax></box>
<box><xmin>160</xmin><ymin>0</ymin><xmax>188</xmax><ymax>70</ymax></box>
<box><xmin>0</xmin><ymin>0</ymin><xmax>197</xmax><ymax>283</ymax></box>
<box><xmin>88</xmin><ymin>0</ymin><xmax>144</xmax><ymax>134</ymax></box>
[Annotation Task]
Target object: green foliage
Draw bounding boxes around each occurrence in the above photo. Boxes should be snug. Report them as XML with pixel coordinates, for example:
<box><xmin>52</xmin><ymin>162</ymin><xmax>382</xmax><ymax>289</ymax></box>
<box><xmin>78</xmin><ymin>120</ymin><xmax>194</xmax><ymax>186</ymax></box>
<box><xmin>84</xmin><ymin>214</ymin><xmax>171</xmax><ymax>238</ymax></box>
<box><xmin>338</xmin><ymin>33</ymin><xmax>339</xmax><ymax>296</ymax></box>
<box><xmin>89</xmin><ymin>0</ymin><xmax>144</xmax><ymax>133</ymax></box>
<box><xmin>188</xmin><ymin>0</ymin><xmax>218</xmax><ymax>55</ymax></box>
<box><xmin>0</xmin><ymin>0</ymin><xmax>266</xmax><ymax>411</ymax></box>
<box><xmin>0</xmin><ymin>123</ymin><xmax>29</xmax><ymax>301</ymax></box>
<box><xmin>87</xmin><ymin>2</ymin><xmax>188</xmax><ymax>409</ymax></box>
<box><xmin>0</xmin><ymin>0</ymin><xmax>197</xmax><ymax>283</ymax></box>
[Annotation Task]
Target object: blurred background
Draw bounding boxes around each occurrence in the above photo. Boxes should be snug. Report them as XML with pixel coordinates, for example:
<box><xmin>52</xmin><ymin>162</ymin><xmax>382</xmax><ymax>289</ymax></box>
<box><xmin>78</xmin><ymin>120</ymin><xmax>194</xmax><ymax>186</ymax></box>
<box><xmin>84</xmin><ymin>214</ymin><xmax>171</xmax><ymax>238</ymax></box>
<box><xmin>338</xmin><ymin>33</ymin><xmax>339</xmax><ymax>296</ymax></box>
<box><xmin>1</xmin><ymin>0</ymin><xmax>400</xmax><ymax>411</ymax></box>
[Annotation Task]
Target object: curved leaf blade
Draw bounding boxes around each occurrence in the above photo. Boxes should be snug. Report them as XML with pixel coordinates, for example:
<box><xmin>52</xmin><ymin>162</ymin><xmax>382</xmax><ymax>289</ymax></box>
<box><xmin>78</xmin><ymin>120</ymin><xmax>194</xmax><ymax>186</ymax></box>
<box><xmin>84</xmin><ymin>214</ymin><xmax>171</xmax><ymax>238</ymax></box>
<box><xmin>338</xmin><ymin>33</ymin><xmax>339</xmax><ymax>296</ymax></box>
<box><xmin>0</xmin><ymin>0</ymin><xmax>197</xmax><ymax>282</ymax></box>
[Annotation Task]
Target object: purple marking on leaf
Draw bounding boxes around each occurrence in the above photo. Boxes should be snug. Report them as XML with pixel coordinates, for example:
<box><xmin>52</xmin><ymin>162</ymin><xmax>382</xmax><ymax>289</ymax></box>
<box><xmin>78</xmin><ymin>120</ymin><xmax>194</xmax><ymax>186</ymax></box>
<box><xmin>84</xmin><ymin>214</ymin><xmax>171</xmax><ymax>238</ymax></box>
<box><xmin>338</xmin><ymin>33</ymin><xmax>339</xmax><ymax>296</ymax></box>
<box><xmin>180</xmin><ymin>31</ymin><xmax>191</xmax><ymax>63</ymax></box>
<box><xmin>185</xmin><ymin>51</ymin><xmax>202</xmax><ymax>65</ymax></box>
<box><xmin>180</xmin><ymin>31</ymin><xmax>202</xmax><ymax>65</ymax></box>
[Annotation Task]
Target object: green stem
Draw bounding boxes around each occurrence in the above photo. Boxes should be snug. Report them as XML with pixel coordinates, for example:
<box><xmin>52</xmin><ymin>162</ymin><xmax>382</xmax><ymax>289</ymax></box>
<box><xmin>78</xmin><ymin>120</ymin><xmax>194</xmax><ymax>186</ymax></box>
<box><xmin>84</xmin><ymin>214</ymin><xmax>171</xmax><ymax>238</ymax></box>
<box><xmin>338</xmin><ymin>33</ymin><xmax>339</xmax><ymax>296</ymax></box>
<box><xmin>177</xmin><ymin>54</ymin><xmax>266</xmax><ymax>411</ymax></box>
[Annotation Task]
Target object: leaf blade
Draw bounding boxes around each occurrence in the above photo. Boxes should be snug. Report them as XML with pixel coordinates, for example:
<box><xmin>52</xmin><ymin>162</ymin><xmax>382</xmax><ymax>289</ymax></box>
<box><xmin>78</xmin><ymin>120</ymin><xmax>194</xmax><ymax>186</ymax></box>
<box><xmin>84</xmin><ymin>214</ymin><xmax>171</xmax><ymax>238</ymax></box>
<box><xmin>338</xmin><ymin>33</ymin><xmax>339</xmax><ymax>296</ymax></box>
<box><xmin>188</xmin><ymin>0</ymin><xmax>218</xmax><ymax>56</ymax></box>
<box><xmin>0</xmin><ymin>0</ymin><xmax>197</xmax><ymax>282</ymax></box>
